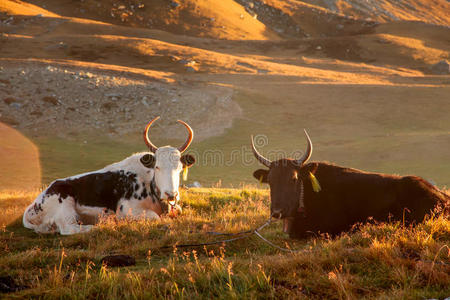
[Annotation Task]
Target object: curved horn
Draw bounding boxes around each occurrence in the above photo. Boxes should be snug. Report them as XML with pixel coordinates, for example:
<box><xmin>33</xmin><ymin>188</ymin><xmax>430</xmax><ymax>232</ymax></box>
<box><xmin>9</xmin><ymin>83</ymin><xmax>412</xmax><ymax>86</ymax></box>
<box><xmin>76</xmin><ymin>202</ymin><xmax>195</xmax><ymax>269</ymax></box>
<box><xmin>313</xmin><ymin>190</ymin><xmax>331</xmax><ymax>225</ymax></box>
<box><xmin>295</xmin><ymin>129</ymin><xmax>313</xmax><ymax>166</ymax></box>
<box><xmin>177</xmin><ymin>120</ymin><xmax>193</xmax><ymax>153</ymax></box>
<box><xmin>143</xmin><ymin>116</ymin><xmax>160</xmax><ymax>153</ymax></box>
<box><xmin>251</xmin><ymin>135</ymin><xmax>271</xmax><ymax>168</ymax></box>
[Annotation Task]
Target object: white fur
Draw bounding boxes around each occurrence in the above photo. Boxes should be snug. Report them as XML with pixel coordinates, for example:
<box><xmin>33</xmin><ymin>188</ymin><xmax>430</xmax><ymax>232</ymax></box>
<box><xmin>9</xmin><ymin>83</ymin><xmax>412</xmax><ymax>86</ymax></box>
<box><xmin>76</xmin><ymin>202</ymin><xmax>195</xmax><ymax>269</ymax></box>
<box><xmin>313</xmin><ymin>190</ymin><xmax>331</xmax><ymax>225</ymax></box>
<box><xmin>24</xmin><ymin>148</ymin><xmax>188</xmax><ymax>235</ymax></box>
<box><xmin>23</xmin><ymin>152</ymin><xmax>159</xmax><ymax>235</ymax></box>
<box><xmin>154</xmin><ymin>146</ymin><xmax>183</xmax><ymax>201</ymax></box>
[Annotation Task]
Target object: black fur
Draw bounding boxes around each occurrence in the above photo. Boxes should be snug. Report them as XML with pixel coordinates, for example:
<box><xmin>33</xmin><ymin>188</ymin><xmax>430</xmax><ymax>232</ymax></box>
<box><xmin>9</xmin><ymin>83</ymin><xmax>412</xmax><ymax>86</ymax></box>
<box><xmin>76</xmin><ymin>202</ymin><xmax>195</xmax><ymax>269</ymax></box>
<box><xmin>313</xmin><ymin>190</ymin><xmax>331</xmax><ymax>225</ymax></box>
<box><xmin>46</xmin><ymin>170</ymin><xmax>138</xmax><ymax>211</ymax></box>
<box><xmin>180</xmin><ymin>154</ymin><xmax>195</xmax><ymax>167</ymax></box>
<box><xmin>254</xmin><ymin>160</ymin><xmax>449</xmax><ymax>239</ymax></box>
<box><xmin>140</xmin><ymin>154</ymin><xmax>155</xmax><ymax>168</ymax></box>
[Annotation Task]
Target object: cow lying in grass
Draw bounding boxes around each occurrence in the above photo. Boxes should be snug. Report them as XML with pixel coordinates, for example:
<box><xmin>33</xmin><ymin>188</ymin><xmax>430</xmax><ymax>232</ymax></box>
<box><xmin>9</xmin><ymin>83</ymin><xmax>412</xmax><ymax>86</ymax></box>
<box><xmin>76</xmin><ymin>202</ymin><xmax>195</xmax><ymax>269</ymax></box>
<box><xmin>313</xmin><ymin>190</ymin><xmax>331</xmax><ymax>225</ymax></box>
<box><xmin>251</xmin><ymin>131</ymin><xmax>449</xmax><ymax>239</ymax></box>
<box><xmin>23</xmin><ymin>117</ymin><xmax>195</xmax><ymax>235</ymax></box>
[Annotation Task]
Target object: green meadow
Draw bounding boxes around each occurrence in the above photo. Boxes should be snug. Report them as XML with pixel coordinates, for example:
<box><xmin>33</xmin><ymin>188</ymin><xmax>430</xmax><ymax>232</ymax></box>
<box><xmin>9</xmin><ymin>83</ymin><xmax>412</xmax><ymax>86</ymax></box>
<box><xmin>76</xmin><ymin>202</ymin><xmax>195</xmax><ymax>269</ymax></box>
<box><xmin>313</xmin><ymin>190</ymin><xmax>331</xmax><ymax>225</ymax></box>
<box><xmin>30</xmin><ymin>88</ymin><xmax>450</xmax><ymax>189</ymax></box>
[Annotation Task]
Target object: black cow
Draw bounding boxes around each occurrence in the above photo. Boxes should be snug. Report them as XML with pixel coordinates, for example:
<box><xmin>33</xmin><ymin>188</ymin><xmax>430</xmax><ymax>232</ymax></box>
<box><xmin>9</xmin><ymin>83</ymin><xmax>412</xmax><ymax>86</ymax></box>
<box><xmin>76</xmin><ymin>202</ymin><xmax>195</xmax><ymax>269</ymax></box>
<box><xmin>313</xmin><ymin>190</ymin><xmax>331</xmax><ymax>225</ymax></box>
<box><xmin>251</xmin><ymin>131</ymin><xmax>449</xmax><ymax>239</ymax></box>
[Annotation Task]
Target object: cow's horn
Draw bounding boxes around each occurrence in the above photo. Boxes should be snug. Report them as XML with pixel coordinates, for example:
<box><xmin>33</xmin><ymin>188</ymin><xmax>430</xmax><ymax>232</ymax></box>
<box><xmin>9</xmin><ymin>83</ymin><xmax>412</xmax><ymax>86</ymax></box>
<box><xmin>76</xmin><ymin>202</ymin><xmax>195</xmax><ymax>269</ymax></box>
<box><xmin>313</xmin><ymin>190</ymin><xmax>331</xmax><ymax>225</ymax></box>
<box><xmin>143</xmin><ymin>116</ymin><xmax>160</xmax><ymax>153</ymax></box>
<box><xmin>177</xmin><ymin>120</ymin><xmax>193</xmax><ymax>153</ymax></box>
<box><xmin>251</xmin><ymin>135</ymin><xmax>271</xmax><ymax>168</ymax></box>
<box><xmin>295</xmin><ymin>129</ymin><xmax>313</xmax><ymax>166</ymax></box>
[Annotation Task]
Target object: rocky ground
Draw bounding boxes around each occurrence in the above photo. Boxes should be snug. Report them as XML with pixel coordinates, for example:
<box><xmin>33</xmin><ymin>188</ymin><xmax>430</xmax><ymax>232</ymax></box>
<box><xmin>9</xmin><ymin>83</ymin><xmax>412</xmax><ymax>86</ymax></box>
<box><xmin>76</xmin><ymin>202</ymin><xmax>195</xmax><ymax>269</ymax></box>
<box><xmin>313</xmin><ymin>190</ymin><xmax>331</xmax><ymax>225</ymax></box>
<box><xmin>0</xmin><ymin>61</ymin><xmax>240</xmax><ymax>139</ymax></box>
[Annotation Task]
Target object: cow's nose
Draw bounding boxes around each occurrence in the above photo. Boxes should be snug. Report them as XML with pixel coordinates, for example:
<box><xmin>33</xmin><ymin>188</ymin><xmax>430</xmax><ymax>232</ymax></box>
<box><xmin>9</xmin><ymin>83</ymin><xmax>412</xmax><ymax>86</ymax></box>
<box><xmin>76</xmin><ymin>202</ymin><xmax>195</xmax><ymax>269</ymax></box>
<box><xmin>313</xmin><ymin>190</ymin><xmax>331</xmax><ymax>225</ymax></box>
<box><xmin>271</xmin><ymin>210</ymin><xmax>283</xmax><ymax>219</ymax></box>
<box><xmin>165</xmin><ymin>191</ymin><xmax>178</xmax><ymax>200</ymax></box>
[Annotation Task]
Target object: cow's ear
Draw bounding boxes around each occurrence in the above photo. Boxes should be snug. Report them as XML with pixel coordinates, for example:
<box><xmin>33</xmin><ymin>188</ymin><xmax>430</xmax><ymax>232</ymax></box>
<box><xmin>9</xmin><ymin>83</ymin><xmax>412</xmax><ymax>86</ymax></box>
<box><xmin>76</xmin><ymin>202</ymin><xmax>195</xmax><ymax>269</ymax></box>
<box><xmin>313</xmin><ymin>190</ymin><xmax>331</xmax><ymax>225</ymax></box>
<box><xmin>140</xmin><ymin>153</ymin><xmax>156</xmax><ymax>168</ymax></box>
<box><xmin>180</xmin><ymin>154</ymin><xmax>195</xmax><ymax>167</ymax></box>
<box><xmin>253</xmin><ymin>169</ymin><xmax>269</xmax><ymax>183</ymax></box>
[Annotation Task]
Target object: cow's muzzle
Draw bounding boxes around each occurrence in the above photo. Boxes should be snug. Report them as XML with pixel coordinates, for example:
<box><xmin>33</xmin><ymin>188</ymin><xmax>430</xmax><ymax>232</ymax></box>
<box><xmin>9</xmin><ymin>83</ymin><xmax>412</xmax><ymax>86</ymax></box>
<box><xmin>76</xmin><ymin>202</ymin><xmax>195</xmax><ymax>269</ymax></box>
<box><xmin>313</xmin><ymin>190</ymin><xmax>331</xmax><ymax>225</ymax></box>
<box><xmin>271</xmin><ymin>210</ymin><xmax>294</xmax><ymax>233</ymax></box>
<box><xmin>271</xmin><ymin>210</ymin><xmax>283</xmax><ymax>219</ymax></box>
<box><xmin>165</xmin><ymin>192</ymin><xmax>178</xmax><ymax>200</ymax></box>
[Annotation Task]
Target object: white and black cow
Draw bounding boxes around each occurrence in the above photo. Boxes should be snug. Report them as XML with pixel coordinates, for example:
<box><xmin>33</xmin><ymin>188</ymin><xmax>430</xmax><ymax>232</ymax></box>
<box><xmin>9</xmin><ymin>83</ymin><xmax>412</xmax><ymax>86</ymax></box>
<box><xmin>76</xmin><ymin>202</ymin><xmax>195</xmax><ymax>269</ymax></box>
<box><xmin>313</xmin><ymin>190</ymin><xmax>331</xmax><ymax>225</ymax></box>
<box><xmin>23</xmin><ymin>117</ymin><xmax>195</xmax><ymax>235</ymax></box>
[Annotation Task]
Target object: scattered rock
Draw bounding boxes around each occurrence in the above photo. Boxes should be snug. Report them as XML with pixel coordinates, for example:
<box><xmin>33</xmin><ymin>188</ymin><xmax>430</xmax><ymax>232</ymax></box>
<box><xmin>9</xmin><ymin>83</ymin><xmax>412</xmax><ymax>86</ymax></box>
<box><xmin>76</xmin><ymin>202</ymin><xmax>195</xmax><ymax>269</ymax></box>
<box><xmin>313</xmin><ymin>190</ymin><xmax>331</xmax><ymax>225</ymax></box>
<box><xmin>169</xmin><ymin>1</ymin><xmax>180</xmax><ymax>9</ymax></box>
<box><xmin>102</xmin><ymin>102</ymin><xmax>118</xmax><ymax>110</ymax></box>
<box><xmin>3</xmin><ymin>97</ymin><xmax>19</xmax><ymax>105</ymax></box>
<box><xmin>42</xmin><ymin>96</ymin><xmax>58</xmax><ymax>105</ymax></box>
<box><xmin>430</xmin><ymin>60</ymin><xmax>450</xmax><ymax>75</ymax></box>
<box><xmin>185</xmin><ymin>60</ymin><xmax>196</xmax><ymax>67</ymax></box>
<box><xmin>45</xmin><ymin>42</ymin><xmax>68</xmax><ymax>51</ymax></box>
<box><xmin>0</xmin><ymin>276</ymin><xmax>28</xmax><ymax>293</ymax></box>
<box><xmin>30</xmin><ymin>110</ymin><xmax>43</xmax><ymax>117</ymax></box>
<box><xmin>186</xmin><ymin>66</ymin><xmax>196</xmax><ymax>72</ymax></box>
<box><xmin>100</xmin><ymin>255</ymin><xmax>136</xmax><ymax>267</ymax></box>
<box><xmin>0</xmin><ymin>115</ymin><xmax>19</xmax><ymax>126</ymax></box>
<box><xmin>106</xmin><ymin>93</ymin><xmax>121</xmax><ymax>101</ymax></box>
<box><xmin>10</xmin><ymin>102</ymin><xmax>22</xmax><ymax>109</ymax></box>
<box><xmin>237</xmin><ymin>61</ymin><xmax>254</xmax><ymax>68</ymax></box>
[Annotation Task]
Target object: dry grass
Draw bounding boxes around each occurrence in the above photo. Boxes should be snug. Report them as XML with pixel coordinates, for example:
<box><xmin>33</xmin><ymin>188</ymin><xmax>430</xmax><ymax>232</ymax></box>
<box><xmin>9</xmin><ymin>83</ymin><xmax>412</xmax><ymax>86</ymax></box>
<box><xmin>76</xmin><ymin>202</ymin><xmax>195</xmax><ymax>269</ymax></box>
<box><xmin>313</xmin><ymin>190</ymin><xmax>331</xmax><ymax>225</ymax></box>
<box><xmin>1</xmin><ymin>187</ymin><xmax>449</xmax><ymax>299</ymax></box>
<box><xmin>0</xmin><ymin>189</ymin><xmax>39</xmax><ymax>231</ymax></box>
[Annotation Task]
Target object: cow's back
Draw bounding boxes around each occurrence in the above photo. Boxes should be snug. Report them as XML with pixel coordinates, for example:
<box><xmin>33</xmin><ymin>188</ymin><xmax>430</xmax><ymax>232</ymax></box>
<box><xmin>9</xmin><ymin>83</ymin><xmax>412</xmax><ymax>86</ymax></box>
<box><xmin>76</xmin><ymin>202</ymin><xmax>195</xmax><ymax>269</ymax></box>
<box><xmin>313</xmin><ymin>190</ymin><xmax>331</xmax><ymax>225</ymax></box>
<box><xmin>293</xmin><ymin>162</ymin><xmax>446</xmax><ymax>238</ymax></box>
<box><xmin>46</xmin><ymin>170</ymin><xmax>137</xmax><ymax>211</ymax></box>
<box><xmin>396</xmin><ymin>176</ymin><xmax>448</xmax><ymax>221</ymax></box>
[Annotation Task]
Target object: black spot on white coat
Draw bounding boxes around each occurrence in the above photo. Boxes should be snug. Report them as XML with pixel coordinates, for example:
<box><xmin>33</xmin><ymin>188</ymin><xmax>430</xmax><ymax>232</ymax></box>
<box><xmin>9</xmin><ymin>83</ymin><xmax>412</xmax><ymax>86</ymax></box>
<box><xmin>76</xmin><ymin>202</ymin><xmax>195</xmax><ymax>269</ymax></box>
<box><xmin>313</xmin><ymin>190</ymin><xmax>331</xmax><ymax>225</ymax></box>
<box><xmin>46</xmin><ymin>171</ymin><xmax>138</xmax><ymax>211</ymax></box>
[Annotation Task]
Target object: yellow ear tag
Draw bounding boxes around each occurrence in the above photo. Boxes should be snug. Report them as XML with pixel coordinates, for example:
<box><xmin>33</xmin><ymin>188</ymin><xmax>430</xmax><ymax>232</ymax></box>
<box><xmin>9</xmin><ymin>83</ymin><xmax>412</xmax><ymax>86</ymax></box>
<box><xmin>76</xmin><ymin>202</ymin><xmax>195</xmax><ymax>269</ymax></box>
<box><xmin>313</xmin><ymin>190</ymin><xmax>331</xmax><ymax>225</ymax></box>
<box><xmin>182</xmin><ymin>166</ymin><xmax>188</xmax><ymax>181</ymax></box>
<box><xmin>259</xmin><ymin>175</ymin><xmax>264</xmax><ymax>184</ymax></box>
<box><xmin>309</xmin><ymin>172</ymin><xmax>321</xmax><ymax>192</ymax></box>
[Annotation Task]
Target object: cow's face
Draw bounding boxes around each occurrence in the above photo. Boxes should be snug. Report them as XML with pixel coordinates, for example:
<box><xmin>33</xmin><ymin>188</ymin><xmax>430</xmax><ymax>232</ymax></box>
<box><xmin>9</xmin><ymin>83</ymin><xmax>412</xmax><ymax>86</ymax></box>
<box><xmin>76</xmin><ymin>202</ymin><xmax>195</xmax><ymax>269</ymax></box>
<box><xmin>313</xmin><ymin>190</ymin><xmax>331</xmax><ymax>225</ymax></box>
<box><xmin>251</xmin><ymin>130</ymin><xmax>313</xmax><ymax>233</ymax></box>
<box><xmin>154</xmin><ymin>147</ymin><xmax>195</xmax><ymax>203</ymax></box>
<box><xmin>254</xmin><ymin>160</ymin><xmax>301</xmax><ymax>219</ymax></box>
<box><xmin>142</xmin><ymin>116</ymin><xmax>195</xmax><ymax>213</ymax></box>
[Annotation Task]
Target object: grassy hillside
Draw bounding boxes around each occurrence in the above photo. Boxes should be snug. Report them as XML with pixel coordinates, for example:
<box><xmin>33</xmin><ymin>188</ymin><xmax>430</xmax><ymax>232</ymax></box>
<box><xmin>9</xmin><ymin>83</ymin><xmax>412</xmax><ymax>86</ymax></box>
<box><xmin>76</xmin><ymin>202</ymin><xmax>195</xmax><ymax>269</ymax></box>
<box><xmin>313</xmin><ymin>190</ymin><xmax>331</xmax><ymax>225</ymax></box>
<box><xmin>28</xmin><ymin>87</ymin><xmax>450</xmax><ymax>188</ymax></box>
<box><xmin>1</xmin><ymin>188</ymin><xmax>449</xmax><ymax>299</ymax></box>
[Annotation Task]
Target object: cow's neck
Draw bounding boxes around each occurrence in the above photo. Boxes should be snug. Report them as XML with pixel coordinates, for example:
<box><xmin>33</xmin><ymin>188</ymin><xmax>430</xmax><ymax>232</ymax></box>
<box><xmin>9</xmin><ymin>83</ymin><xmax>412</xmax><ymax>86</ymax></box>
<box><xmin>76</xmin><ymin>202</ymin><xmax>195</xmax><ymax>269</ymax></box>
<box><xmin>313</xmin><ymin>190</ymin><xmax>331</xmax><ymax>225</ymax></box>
<box><xmin>297</xmin><ymin>179</ymin><xmax>305</xmax><ymax>214</ymax></box>
<box><xmin>149</xmin><ymin>177</ymin><xmax>160</xmax><ymax>202</ymax></box>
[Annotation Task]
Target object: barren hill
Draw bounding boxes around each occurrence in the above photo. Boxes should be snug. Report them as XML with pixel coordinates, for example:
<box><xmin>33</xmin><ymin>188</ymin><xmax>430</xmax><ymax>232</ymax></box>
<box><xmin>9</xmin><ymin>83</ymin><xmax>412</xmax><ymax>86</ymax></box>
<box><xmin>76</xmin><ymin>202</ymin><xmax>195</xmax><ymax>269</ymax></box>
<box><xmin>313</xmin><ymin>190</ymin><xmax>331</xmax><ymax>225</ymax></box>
<box><xmin>0</xmin><ymin>0</ymin><xmax>449</xmax><ymax>188</ymax></box>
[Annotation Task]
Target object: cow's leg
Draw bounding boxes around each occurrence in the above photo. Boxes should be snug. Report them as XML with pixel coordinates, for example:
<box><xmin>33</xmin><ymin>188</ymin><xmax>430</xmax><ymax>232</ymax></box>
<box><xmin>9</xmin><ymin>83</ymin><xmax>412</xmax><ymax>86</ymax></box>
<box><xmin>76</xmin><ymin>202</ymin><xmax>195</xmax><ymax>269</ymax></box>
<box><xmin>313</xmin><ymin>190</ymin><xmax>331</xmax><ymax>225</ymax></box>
<box><xmin>75</xmin><ymin>204</ymin><xmax>113</xmax><ymax>225</ymax></box>
<box><xmin>58</xmin><ymin>223</ymin><xmax>94</xmax><ymax>235</ymax></box>
<box><xmin>54</xmin><ymin>196</ymin><xmax>93</xmax><ymax>235</ymax></box>
<box><xmin>117</xmin><ymin>199</ymin><xmax>161</xmax><ymax>220</ymax></box>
